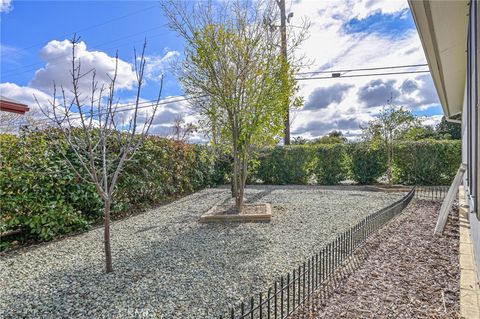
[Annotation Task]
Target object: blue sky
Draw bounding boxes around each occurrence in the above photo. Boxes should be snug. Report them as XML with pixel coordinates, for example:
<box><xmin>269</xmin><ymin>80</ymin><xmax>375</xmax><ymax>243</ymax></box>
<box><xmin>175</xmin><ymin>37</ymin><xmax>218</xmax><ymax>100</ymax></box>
<box><xmin>0</xmin><ymin>0</ymin><xmax>444</xmax><ymax>139</ymax></box>
<box><xmin>1</xmin><ymin>1</ymin><xmax>183</xmax><ymax>99</ymax></box>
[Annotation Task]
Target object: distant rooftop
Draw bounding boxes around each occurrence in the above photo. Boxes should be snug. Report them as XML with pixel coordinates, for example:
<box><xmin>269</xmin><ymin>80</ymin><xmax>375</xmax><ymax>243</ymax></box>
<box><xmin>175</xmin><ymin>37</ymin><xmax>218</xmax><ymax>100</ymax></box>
<box><xmin>0</xmin><ymin>95</ymin><xmax>30</xmax><ymax>114</ymax></box>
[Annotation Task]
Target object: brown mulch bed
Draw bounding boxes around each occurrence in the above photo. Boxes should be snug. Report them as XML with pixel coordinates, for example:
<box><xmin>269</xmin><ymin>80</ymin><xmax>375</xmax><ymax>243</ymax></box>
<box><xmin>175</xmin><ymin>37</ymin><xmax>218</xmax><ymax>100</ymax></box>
<box><xmin>292</xmin><ymin>199</ymin><xmax>460</xmax><ymax>319</ymax></box>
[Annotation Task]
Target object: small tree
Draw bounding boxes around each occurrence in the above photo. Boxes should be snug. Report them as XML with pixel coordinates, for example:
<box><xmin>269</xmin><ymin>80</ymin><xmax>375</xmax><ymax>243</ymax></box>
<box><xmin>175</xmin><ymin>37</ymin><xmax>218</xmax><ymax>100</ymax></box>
<box><xmin>361</xmin><ymin>100</ymin><xmax>418</xmax><ymax>185</ymax></box>
<box><xmin>161</xmin><ymin>0</ymin><xmax>302</xmax><ymax>212</ymax></box>
<box><xmin>37</xmin><ymin>36</ymin><xmax>163</xmax><ymax>272</ymax></box>
<box><xmin>311</xmin><ymin>130</ymin><xmax>347</xmax><ymax>144</ymax></box>
<box><xmin>169</xmin><ymin>115</ymin><xmax>197</xmax><ymax>141</ymax></box>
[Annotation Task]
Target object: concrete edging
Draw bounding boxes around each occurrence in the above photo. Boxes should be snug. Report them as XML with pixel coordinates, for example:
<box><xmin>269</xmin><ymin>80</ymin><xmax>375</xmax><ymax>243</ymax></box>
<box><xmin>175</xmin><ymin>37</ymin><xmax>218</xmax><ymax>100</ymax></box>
<box><xmin>199</xmin><ymin>203</ymin><xmax>272</xmax><ymax>223</ymax></box>
<box><xmin>459</xmin><ymin>186</ymin><xmax>480</xmax><ymax>318</ymax></box>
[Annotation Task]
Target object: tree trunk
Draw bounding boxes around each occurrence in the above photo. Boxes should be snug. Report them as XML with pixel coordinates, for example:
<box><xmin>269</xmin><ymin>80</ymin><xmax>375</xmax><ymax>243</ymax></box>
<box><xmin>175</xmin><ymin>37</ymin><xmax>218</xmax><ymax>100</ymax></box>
<box><xmin>104</xmin><ymin>200</ymin><xmax>113</xmax><ymax>273</ymax></box>
<box><xmin>231</xmin><ymin>174</ymin><xmax>236</xmax><ymax>198</ymax></box>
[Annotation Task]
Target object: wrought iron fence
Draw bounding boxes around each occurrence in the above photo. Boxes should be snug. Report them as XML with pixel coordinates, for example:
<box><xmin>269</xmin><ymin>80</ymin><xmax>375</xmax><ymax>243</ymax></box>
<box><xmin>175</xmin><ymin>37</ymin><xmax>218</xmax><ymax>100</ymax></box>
<box><xmin>220</xmin><ymin>187</ymin><xmax>416</xmax><ymax>319</ymax></box>
<box><xmin>414</xmin><ymin>186</ymin><xmax>449</xmax><ymax>200</ymax></box>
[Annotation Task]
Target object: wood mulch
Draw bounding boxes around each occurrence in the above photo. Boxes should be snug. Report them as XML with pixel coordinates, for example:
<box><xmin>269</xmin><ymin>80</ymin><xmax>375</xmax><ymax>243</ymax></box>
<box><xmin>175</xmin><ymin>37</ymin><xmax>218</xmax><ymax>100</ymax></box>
<box><xmin>291</xmin><ymin>199</ymin><xmax>460</xmax><ymax>319</ymax></box>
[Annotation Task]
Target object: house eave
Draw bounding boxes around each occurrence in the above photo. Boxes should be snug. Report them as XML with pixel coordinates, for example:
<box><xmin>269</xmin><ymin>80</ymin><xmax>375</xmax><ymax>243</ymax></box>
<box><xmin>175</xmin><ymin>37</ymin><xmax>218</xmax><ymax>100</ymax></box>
<box><xmin>408</xmin><ymin>0</ymin><xmax>469</xmax><ymax>117</ymax></box>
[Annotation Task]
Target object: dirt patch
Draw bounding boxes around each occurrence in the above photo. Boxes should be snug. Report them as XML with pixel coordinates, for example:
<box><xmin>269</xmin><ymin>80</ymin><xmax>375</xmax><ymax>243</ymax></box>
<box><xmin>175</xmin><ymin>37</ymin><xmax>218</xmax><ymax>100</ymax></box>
<box><xmin>291</xmin><ymin>199</ymin><xmax>460</xmax><ymax>318</ymax></box>
<box><xmin>199</xmin><ymin>203</ymin><xmax>272</xmax><ymax>222</ymax></box>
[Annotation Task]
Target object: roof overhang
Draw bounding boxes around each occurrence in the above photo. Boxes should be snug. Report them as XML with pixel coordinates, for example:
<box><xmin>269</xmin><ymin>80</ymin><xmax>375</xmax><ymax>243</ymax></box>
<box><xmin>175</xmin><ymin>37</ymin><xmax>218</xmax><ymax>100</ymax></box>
<box><xmin>408</xmin><ymin>0</ymin><xmax>469</xmax><ymax>117</ymax></box>
<box><xmin>0</xmin><ymin>98</ymin><xmax>30</xmax><ymax>114</ymax></box>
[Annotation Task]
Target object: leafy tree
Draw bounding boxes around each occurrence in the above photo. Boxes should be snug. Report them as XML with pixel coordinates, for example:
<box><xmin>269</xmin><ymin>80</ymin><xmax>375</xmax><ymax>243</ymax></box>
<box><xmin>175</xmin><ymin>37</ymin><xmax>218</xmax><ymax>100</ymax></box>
<box><xmin>311</xmin><ymin>130</ymin><xmax>347</xmax><ymax>144</ymax></box>
<box><xmin>161</xmin><ymin>0</ymin><xmax>303</xmax><ymax>212</ymax></box>
<box><xmin>361</xmin><ymin>101</ymin><xmax>418</xmax><ymax>184</ymax></box>
<box><xmin>401</xmin><ymin>125</ymin><xmax>436</xmax><ymax>141</ymax></box>
<box><xmin>436</xmin><ymin>116</ymin><xmax>461</xmax><ymax>140</ymax></box>
<box><xmin>291</xmin><ymin>136</ymin><xmax>308</xmax><ymax>145</ymax></box>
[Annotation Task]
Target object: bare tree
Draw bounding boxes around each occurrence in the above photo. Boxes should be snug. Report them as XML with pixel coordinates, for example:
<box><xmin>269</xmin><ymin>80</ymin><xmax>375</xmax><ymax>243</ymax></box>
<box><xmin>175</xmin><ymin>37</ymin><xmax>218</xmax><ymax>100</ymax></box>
<box><xmin>169</xmin><ymin>115</ymin><xmax>197</xmax><ymax>141</ymax></box>
<box><xmin>36</xmin><ymin>35</ymin><xmax>163</xmax><ymax>273</ymax></box>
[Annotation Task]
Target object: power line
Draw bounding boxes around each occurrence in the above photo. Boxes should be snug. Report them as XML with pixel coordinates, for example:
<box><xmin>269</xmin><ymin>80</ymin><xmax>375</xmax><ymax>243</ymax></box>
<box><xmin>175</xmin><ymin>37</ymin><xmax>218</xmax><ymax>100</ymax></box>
<box><xmin>28</xmin><ymin>69</ymin><xmax>431</xmax><ymax>124</ymax></box>
<box><xmin>34</xmin><ymin>95</ymin><xmax>203</xmax><ymax>124</ymax></box>
<box><xmin>297</xmin><ymin>63</ymin><xmax>429</xmax><ymax>76</ymax></box>
<box><xmin>295</xmin><ymin>69</ymin><xmax>430</xmax><ymax>81</ymax></box>
<box><xmin>2</xmin><ymin>29</ymin><xmax>169</xmax><ymax>78</ymax></box>
<box><xmin>13</xmin><ymin>4</ymin><xmax>159</xmax><ymax>53</ymax></box>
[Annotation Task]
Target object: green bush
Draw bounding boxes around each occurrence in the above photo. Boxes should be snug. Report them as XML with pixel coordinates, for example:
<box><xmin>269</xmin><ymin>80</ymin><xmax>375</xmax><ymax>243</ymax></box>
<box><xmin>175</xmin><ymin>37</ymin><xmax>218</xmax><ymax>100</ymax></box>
<box><xmin>0</xmin><ymin>128</ymin><xmax>462</xmax><ymax>246</ymax></box>
<box><xmin>256</xmin><ymin>146</ymin><xmax>315</xmax><ymax>184</ymax></box>
<box><xmin>0</xmin><ymin>131</ymin><xmax>217</xmax><ymax>244</ymax></box>
<box><xmin>0</xmin><ymin>132</ymin><xmax>92</xmax><ymax>241</ymax></box>
<box><xmin>117</xmin><ymin>137</ymin><xmax>217</xmax><ymax>212</ymax></box>
<box><xmin>313</xmin><ymin>144</ymin><xmax>348</xmax><ymax>185</ymax></box>
<box><xmin>350</xmin><ymin>143</ymin><xmax>387</xmax><ymax>184</ymax></box>
<box><xmin>393</xmin><ymin>140</ymin><xmax>461</xmax><ymax>185</ymax></box>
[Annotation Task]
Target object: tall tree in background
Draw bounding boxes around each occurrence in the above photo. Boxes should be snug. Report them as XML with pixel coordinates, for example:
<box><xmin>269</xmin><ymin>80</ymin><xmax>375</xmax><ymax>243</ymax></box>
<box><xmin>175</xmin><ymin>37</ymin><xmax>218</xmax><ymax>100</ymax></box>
<box><xmin>38</xmin><ymin>36</ymin><xmax>163</xmax><ymax>273</ymax></box>
<box><xmin>361</xmin><ymin>101</ymin><xmax>418</xmax><ymax>185</ymax></box>
<box><xmin>161</xmin><ymin>0</ymin><xmax>302</xmax><ymax>212</ymax></box>
<box><xmin>436</xmin><ymin>116</ymin><xmax>461</xmax><ymax>139</ymax></box>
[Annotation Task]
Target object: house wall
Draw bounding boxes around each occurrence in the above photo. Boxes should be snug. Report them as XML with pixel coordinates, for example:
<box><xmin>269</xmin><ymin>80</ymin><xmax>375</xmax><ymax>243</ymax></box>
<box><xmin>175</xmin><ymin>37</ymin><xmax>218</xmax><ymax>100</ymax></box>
<box><xmin>465</xmin><ymin>0</ymin><xmax>480</xmax><ymax>278</ymax></box>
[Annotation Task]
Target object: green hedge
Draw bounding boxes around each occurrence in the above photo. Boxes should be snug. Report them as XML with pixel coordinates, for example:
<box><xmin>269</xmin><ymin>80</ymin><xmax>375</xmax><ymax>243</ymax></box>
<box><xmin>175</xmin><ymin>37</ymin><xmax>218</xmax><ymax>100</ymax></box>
<box><xmin>255</xmin><ymin>144</ymin><xmax>348</xmax><ymax>185</ymax></box>
<box><xmin>0</xmin><ymin>132</ymin><xmax>94</xmax><ymax>241</ymax></box>
<box><xmin>256</xmin><ymin>146</ymin><xmax>315</xmax><ymax>184</ymax></box>
<box><xmin>313</xmin><ymin>144</ymin><xmax>348</xmax><ymax>185</ymax></box>
<box><xmin>0</xmin><ymin>130</ymin><xmax>462</xmax><ymax>246</ymax></box>
<box><xmin>350</xmin><ymin>143</ymin><xmax>387</xmax><ymax>184</ymax></box>
<box><xmin>0</xmin><ymin>131</ymin><xmax>217</xmax><ymax>243</ymax></box>
<box><xmin>393</xmin><ymin>140</ymin><xmax>461</xmax><ymax>185</ymax></box>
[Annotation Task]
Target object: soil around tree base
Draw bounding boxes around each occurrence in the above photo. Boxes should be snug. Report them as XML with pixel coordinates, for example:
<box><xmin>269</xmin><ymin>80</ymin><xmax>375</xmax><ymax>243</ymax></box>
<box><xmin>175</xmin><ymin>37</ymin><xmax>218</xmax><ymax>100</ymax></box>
<box><xmin>199</xmin><ymin>203</ymin><xmax>272</xmax><ymax>223</ymax></box>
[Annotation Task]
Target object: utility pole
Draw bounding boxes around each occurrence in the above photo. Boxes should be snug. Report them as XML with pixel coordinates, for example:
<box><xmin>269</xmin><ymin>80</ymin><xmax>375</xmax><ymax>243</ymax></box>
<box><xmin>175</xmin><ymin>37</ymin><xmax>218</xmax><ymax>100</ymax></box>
<box><xmin>277</xmin><ymin>0</ymin><xmax>290</xmax><ymax>145</ymax></box>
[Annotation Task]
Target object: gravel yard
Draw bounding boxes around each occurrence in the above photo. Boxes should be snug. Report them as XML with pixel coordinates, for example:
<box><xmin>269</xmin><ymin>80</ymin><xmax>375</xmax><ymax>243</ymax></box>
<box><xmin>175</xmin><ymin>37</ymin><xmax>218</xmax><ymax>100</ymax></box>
<box><xmin>293</xmin><ymin>199</ymin><xmax>459</xmax><ymax>318</ymax></box>
<box><xmin>0</xmin><ymin>186</ymin><xmax>405</xmax><ymax>319</ymax></box>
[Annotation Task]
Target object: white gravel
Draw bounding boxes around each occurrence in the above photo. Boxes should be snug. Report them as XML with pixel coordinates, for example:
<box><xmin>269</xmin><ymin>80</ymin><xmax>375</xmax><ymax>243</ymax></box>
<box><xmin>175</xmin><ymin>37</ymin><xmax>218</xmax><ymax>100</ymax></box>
<box><xmin>0</xmin><ymin>186</ymin><xmax>405</xmax><ymax>319</ymax></box>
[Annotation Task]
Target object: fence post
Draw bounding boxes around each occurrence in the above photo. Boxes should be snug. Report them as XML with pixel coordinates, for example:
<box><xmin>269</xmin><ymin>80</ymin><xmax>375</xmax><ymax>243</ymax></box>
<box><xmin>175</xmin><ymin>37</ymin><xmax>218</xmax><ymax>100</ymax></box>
<box><xmin>287</xmin><ymin>273</ymin><xmax>290</xmax><ymax>315</ymax></box>
<box><xmin>274</xmin><ymin>281</ymin><xmax>277</xmax><ymax>319</ymax></box>
<box><xmin>250</xmin><ymin>297</ymin><xmax>254</xmax><ymax>319</ymax></box>
<box><xmin>267</xmin><ymin>288</ymin><xmax>271</xmax><ymax>319</ymax></box>
<box><xmin>259</xmin><ymin>293</ymin><xmax>263</xmax><ymax>319</ymax></box>
<box><xmin>280</xmin><ymin>276</ymin><xmax>284</xmax><ymax>319</ymax></box>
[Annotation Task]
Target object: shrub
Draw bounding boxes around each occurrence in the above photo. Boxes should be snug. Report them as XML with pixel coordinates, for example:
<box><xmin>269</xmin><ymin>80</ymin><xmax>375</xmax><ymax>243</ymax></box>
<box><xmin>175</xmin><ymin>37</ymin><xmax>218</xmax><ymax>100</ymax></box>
<box><xmin>350</xmin><ymin>143</ymin><xmax>387</xmax><ymax>184</ymax></box>
<box><xmin>256</xmin><ymin>146</ymin><xmax>315</xmax><ymax>184</ymax></box>
<box><xmin>313</xmin><ymin>144</ymin><xmax>348</xmax><ymax>185</ymax></box>
<box><xmin>0</xmin><ymin>131</ymin><xmax>217</xmax><ymax>244</ymax></box>
<box><xmin>0</xmin><ymin>132</ymin><xmax>92</xmax><ymax>241</ymax></box>
<box><xmin>116</xmin><ymin>137</ymin><xmax>216</xmax><ymax>212</ymax></box>
<box><xmin>393</xmin><ymin>140</ymin><xmax>461</xmax><ymax>185</ymax></box>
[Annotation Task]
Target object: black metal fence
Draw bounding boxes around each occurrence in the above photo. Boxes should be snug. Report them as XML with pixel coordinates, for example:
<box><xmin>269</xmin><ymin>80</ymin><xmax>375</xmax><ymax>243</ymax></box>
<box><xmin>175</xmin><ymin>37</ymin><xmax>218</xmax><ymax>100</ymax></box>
<box><xmin>414</xmin><ymin>186</ymin><xmax>449</xmax><ymax>200</ymax></box>
<box><xmin>220</xmin><ymin>187</ymin><xmax>416</xmax><ymax>319</ymax></box>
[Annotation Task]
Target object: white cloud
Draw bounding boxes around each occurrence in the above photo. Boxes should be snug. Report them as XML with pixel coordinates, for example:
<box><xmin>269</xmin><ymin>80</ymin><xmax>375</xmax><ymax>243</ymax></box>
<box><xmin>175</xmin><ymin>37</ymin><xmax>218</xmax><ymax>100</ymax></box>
<box><xmin>349</xmin><ymin>0</ymin><xmax>409</xmax><ymax>19</ymax></box>
<box><xmin>421</xmin><ymin>114</ymin><xmax>443</xmax><ymax>127</ymax></box>
<box><xmin>30</xmin><ymin>40</ymin><xmax>137</xmax><ymax>96</ymax></box>
<box><xmin>287</xmin><ymin>0</ymin><xmax>440</xmax><ymax>140</ymax></box>
<box><xmin>0</xmin><ymin>0</ymin><xmax>13</xmax><ymax>13</ymax></box>
<box><xmin>144</xmin><ymin>50</ymin><xmax>180</xmax><ymax>82</ymax></box>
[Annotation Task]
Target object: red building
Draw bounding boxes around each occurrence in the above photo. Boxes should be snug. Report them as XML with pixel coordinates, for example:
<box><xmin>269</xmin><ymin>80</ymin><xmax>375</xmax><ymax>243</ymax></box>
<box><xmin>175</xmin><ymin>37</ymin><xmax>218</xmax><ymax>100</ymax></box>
<box><xmin>0</xmin><ymin>96</ymin><xmax>29</xmax><ymax>114</ymax></box>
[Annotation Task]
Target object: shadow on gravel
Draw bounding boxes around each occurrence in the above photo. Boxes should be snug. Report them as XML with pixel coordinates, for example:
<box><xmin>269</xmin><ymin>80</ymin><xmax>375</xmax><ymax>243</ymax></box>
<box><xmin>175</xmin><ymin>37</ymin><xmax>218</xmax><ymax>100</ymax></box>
<box><xmin>3</xmin><ymin>219</ymin><xmax>270</xmax><ymax>319</ymax></box>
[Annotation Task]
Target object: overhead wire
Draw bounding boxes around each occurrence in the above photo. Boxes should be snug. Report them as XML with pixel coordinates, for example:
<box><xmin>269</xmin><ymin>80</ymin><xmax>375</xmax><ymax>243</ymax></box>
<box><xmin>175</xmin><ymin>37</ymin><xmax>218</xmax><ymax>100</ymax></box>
<box><xmin>2</xmin><ymin>29</ymin><xmax>169</xmax><ymax>78</ymax></box>
<box><xmin>295</xmin><ymin>69</ymin><xmax>430</xmax><ymax>80</ymax></box>
<box><xmin>296</xmin><ymin>63</ymin><xmax>429</xmax><ymax>76</ymax></box>
<box><xmin>12</xmin><ymin>4</ymin><xmax>160</xmax><ymax>53</ymax></box>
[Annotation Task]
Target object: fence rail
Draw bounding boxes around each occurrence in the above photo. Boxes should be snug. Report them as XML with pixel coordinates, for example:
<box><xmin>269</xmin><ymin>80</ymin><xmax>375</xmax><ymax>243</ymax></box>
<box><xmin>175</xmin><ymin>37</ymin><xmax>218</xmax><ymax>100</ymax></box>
<box><xmin>221</xmin><ymin>187</ymin><xmax>416</xmax><ymax>319</ymax></box>
<box><xmin>414</xmin><ymin>186</ymin><xmax>449</xmax><ymax>200</ymax></box>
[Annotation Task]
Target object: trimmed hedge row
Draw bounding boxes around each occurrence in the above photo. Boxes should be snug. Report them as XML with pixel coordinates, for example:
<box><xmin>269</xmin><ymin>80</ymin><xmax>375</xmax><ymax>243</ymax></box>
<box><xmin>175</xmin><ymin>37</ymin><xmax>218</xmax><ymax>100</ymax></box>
<box><xmin>0</xmin><ymin>130</ymin><xmax>461</xmax><ymax>245</ymax></box>
<box><xmin>255</xmin><ymin>145</ymin><xmax>348</xmax><ymax>185</ymax></box>
<box><xmin>0</xmin><ymin>131</ymin><xmax>216</xmax><ymax>243</ymax></box>
<box><xmin>252</xmin><ymin>140</ymin><xmax>461</xmax><ymax>186</ymax></box>
<box><xmin>393</xmin><ymin>140</ymin><xmax>461</xmax><ymax>185</ymax></box>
